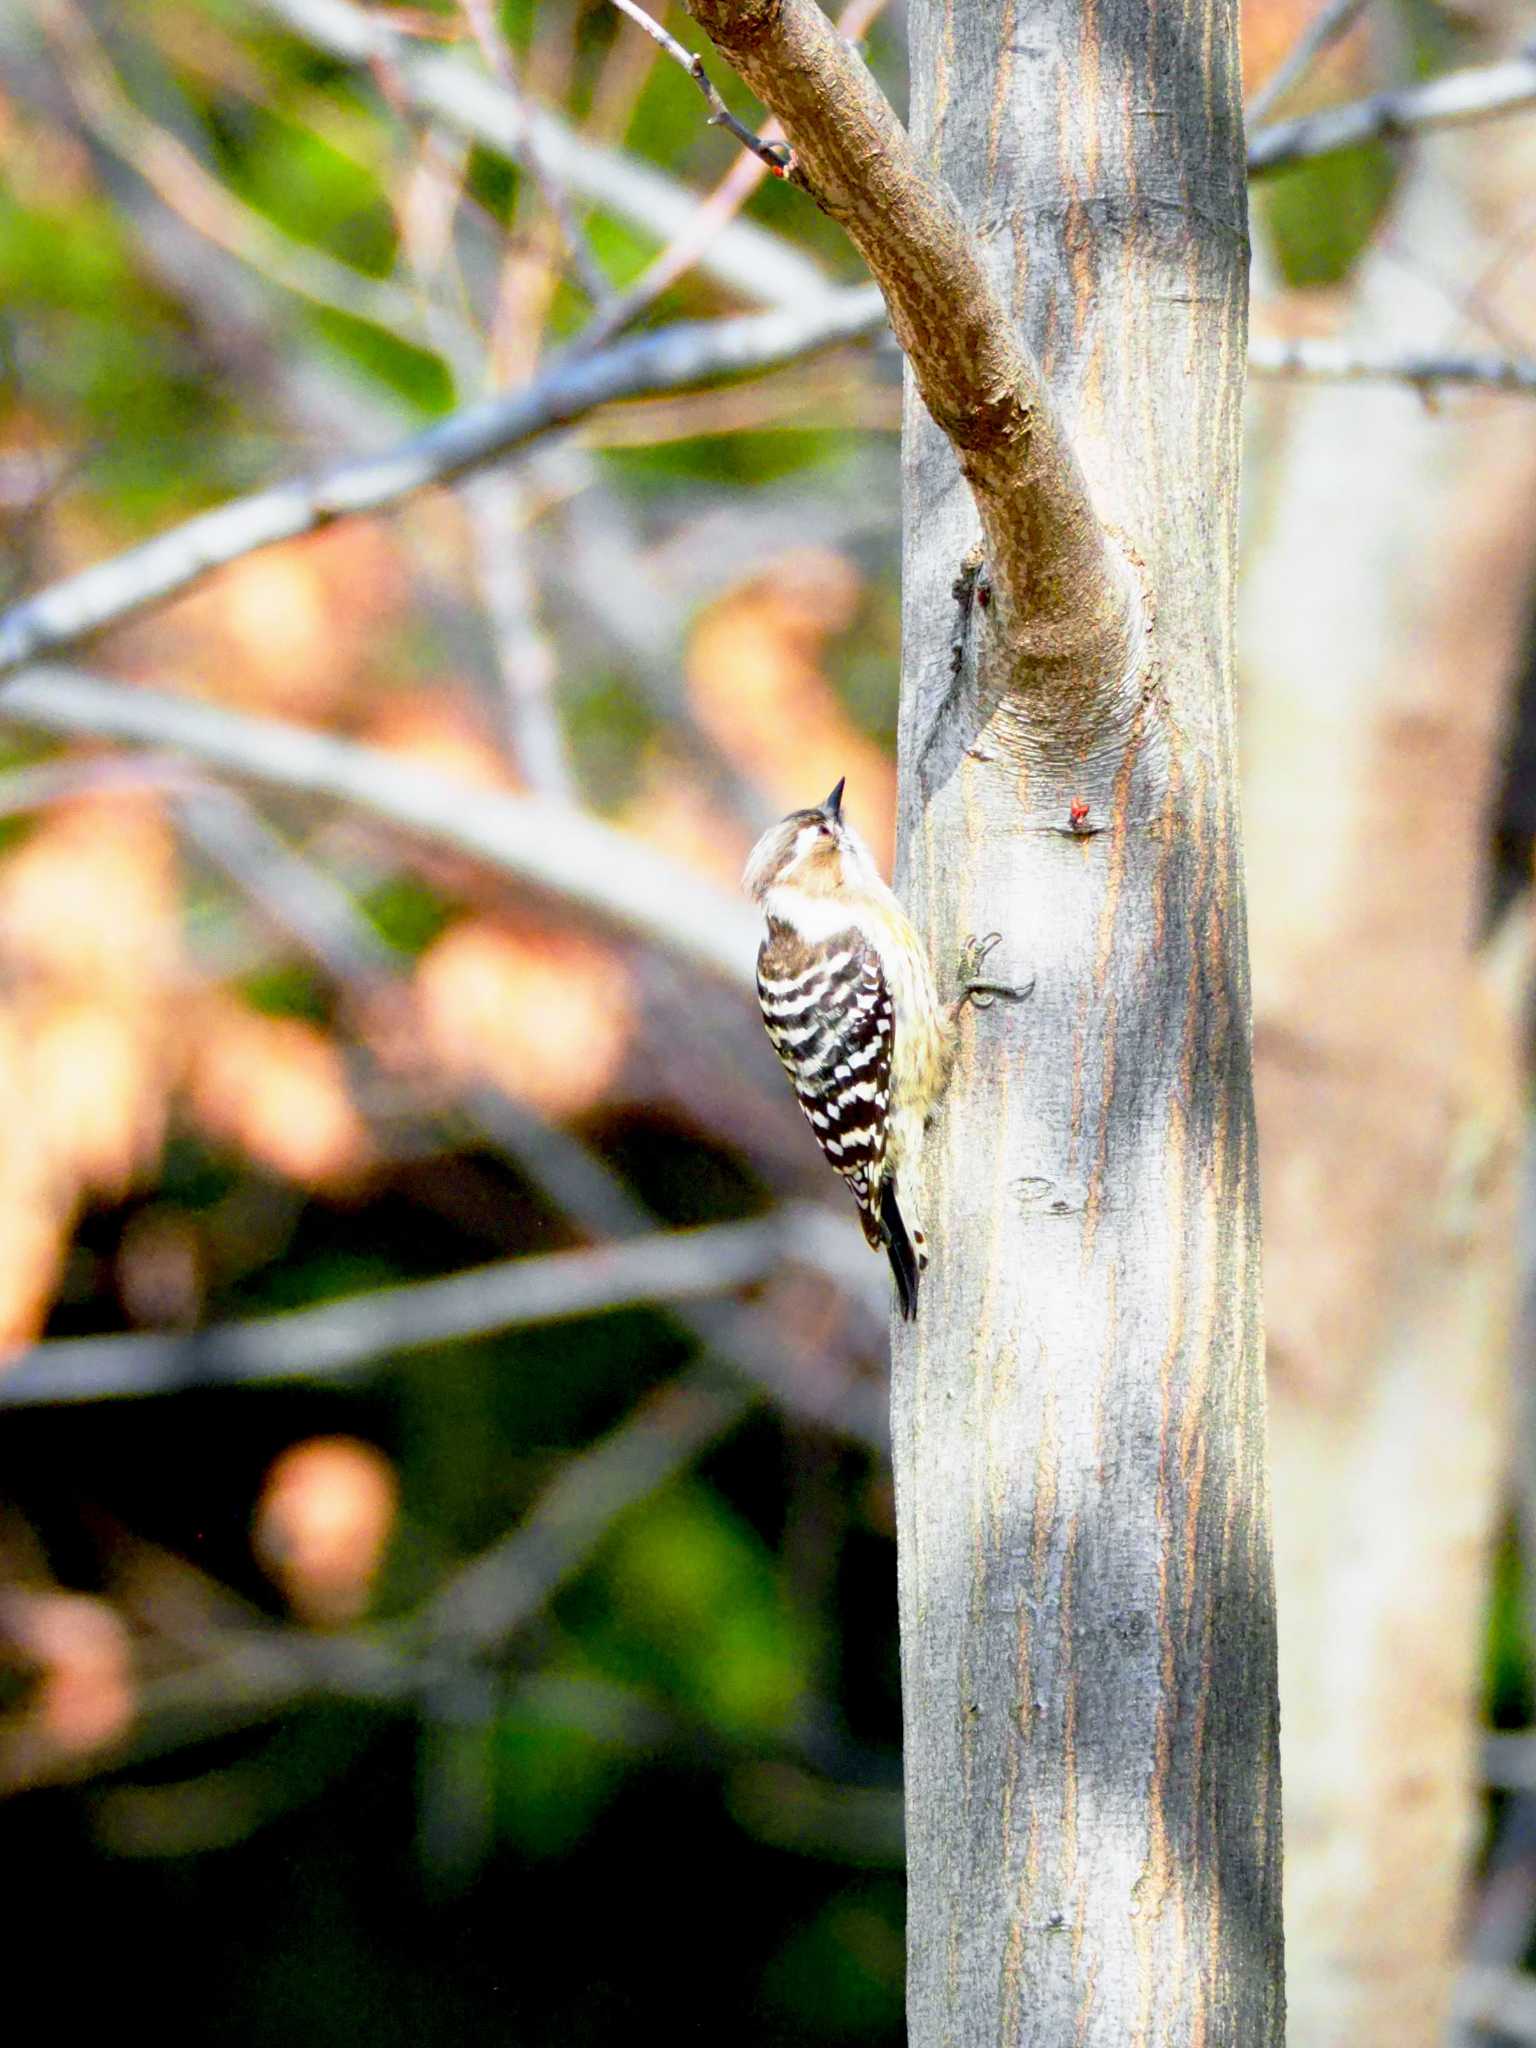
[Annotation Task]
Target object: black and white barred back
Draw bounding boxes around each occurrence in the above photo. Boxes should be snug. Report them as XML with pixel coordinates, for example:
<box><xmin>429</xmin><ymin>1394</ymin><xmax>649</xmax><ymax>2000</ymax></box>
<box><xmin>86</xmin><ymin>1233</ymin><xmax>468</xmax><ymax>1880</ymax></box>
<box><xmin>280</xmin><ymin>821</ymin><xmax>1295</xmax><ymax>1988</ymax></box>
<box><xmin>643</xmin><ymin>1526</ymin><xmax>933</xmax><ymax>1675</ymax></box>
<box><xmin>755</xmin><ymin>916</ymin><xmax>920</xmax><ymax>1317</ymax></box>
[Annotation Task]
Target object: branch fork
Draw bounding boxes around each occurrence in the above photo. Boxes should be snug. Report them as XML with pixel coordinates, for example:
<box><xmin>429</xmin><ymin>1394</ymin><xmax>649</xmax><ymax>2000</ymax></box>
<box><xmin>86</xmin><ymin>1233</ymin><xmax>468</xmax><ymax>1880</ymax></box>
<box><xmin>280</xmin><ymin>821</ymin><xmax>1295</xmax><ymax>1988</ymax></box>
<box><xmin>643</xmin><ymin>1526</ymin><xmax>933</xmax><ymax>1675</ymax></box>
<box><xmin>683</xmin><ymin>0</ymin><xmax>1139</xmax><ymax>751</ymax></box>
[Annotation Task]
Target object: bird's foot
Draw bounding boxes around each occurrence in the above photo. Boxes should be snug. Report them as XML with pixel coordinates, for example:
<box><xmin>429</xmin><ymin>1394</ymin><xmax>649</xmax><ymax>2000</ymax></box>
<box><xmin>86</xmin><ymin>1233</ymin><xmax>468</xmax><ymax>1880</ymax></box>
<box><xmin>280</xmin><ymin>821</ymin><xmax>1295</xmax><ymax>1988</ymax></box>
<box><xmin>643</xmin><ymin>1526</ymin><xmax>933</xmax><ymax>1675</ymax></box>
<box><xmin>957</xmin><ymin>933</ymin><xmax>1033</xmax><ymax>1011</ymax></box>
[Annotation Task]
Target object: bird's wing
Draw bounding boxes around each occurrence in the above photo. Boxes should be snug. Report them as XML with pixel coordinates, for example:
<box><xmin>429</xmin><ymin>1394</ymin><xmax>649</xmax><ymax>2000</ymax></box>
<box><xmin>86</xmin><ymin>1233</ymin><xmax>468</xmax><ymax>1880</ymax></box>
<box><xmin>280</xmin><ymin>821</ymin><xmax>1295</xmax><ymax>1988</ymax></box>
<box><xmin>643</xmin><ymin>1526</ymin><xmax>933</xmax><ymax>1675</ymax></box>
<box><xmin>756</xmin><ymin>919</ymin><xmax>894</xmax><ymax>1239</ymax></box>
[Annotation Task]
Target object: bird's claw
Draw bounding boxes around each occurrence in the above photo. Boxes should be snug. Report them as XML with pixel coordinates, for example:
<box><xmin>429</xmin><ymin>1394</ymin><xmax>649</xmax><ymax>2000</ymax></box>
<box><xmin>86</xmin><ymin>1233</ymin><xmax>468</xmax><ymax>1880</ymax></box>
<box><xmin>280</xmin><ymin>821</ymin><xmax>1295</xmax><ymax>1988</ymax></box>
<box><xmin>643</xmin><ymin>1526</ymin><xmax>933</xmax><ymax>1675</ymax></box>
<box><xmin>959</xmin><ymin>932</ymin><xmax>1002</xmax><ymax>986</ymax></box>
<box><xmin>957</xmin><ymin>932</ymin><xmax>1032</xmax><ymax>1011</ymax></box>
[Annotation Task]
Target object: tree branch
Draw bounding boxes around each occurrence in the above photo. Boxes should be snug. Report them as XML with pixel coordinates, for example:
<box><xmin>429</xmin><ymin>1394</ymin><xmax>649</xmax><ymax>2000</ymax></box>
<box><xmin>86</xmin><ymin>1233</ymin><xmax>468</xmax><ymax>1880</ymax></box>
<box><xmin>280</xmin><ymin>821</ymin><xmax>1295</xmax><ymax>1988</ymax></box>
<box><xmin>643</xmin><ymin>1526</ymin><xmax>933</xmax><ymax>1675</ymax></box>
<box><xmin>1248</xmin><ymin>51</ymin><xmax>1536</xmax><ymax>177</ymax></box>
<box><xmin>1245</xmin><ymin>0</ymin><xmax>1373</xmax><ymax>126</ymax></box>
<box><xmin>458</xmin><ymin>0</ymin><xmax>615</xmax><ymax>310</ymax></box>
<box><xmin>35</xmin><ymin>0</ymin><xmax>446</xmax><ymax>349</ymax></box>
<box><xmin>683</xmin><ymin>0</ymin><xmax>1133</xmax><ymax>674</ymax></box>
<box><xmin>425</xmin><ymin>1363</ymin><xmax>752</xmax><ymax>1657</ymax></box>
<box><xmin>579</xmin><ymin>0</ymin><xmax>891</xmax><ymax>354</ymax></box>
<box><xmin>607</xmin><ymin>0</ymin><xmax>792</xmax><ymax>175</ymax></box>
<box><xmin>249</xmin><ymin>0</ymin><xmax>831</xmax><ymax>309</ymax></box>
<box><xmin>0</xmin><ymin>289</ymin><xmax>884</xmax><ymax>677</ymax></box>
<box><xmin>0</xmin><ymin>666</ymin><xmax>761</xmax><ymax>987</ymax></box>
<box><xmin>162</xmin><ymin>783</ymin><xmax>891</xmax><ymax>1450</ymax></box>
<box><xmin>0</xmin><ymin>1211</ymin><xmax>827</xmax><ymax>1407</ymax></box>
<box><xmin>464</xmin><ymin>473</ymin><xmax>577</xmax><ymax>797</ymax></box>
<box><xmin>1249</xmin><ymin>334</ymin><xmax>1536</xmax><ymax>395</ymax></box>
<box><xmin>0</xmin><ymin>1370</ymin><xmax>748</xmax><ymax>1792</ymax></box>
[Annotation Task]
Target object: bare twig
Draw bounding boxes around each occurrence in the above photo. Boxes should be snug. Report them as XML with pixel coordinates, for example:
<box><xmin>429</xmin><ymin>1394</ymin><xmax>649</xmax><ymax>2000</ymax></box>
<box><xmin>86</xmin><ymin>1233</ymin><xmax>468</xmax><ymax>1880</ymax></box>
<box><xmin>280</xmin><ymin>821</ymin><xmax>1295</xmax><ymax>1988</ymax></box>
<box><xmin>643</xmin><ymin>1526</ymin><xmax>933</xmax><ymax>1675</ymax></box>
<box><xmin>249</xmin><ymin>0</ymin><xmax>830</xmax><ymax>308</ymax></box>
<box><xmin>1453</xmin><ymin>1795</ymin><xmax>1536</xmax><ymax>2048</ymax></box>
<box><xmin>1245</xmin><ymin>0</ymin><xmax>1372</xmax><ymax>127</ymax></box>
<box><xmin>465</xmin><ymin>475</ymin><xmax>576</xmax><ymax>796</ymax></box>
<box><xmin>427</xmin><ymin>1364</ymin><xmax>752</xmax><ymax>1656</ymax></box>
<box><xmin>1</xmin><ymin>666</ymin><xmax>762</xmax><ymax>985</ymax></box>
<box><xmin>1488</xmin><ymin>1733</ymin><xmax>1536</xmax><ymax>1792</ymax></box>
<box><xmin>0</xmin><ymin>288</ymin><xmax>885</xmax><ymax>677</ymax></box>
<box><xmin>455</xmin><ymin>1089</ymin><xmax>888</xmax><ymax>1448</ymax></box>
<box><xmin>459</xmin><ymin>0</ymin><xmax>613</xmax><ymax>308</ymax></box>
<box><xmin>576</xmin><ymin>0</ymin><xmax>891</xmax><ymax>355</ymax></box>
<box><xmin>393</xmin><ymin>124</ymin><xmax>486</xmax><ymax>388</ymax></box>
<box><xmin>683</xmin><ymin>0</ymin><xmax>1132</xmax><ymax>674</ymax></box>
<box><xmin>159</xmin><ymin>781</ymin><xmax>887</xmax><ymax>1443</ymax></box>
<box><xmin>1249</xmin><ymin>334</ymin><xmax>1536</xmax><ymax>395</ymax></box>
<box><xmin>173</xmin><ymin>783</ymin><xmax>399</xmax><ymax>989</ymax></box>
<box><xmin>1248</xmin><ymin>52</ymin><xmax>1536</xmax><ymax>177</ymax></box>
<box><xmin>0</xmin><ymin>1212</ymin><xmax>822</xmax><ymax>1406</ymax></box>
<box><xmin>1451</xmin><ymin>1965</ymin><xmax>1536</xmax><ymax>2046</ymax></box>
<box><xmin>0</xmin><ymin>750</ymin><xmax>197</xmax><ymax>815</ymax></box>
<box><xmin>607</xmin><ymin>0</ymin><xmax>792</xmax><ymax>175</ymax></box>
<box><xmin>38</xmin><ymin>0</ymin><xmax>443</xmax><ymax>346</ymax></box>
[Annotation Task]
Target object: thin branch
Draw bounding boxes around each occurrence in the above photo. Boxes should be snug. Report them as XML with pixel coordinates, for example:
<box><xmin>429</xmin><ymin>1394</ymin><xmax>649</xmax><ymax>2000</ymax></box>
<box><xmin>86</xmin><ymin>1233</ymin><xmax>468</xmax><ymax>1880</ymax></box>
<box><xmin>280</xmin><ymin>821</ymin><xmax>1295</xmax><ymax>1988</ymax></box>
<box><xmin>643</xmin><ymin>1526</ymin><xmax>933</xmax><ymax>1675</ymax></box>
<box><xmin>1453</xmin><ymin>1795</ymin><xmax>1536</xmax><ymax>2048</ymax></box>
<box><xmin>1</xmin><ymin>666</ymin><xmax>761</xmax><ymax>986</ymax></box>
<box><xmin>0</xmin><ymin>288</ymin><xmax>885</xmax><ymax>676</ymax></box>
<box><xmin>394</xmin><ymin>124</ymin><xmax>484</xmax><ymax>386</ymax></box>
<box><xmin>1487</xmin><ymin>1733</ymin><xmax>1536</xmax><ymax>1791</ymax></box>
<box><xmin>249</xmin><ymin>0</ymin><xmax>831</xmax><ymax>308</ymax></box>
<box><xmin>35</xmin><ymin>0</ymin><xmax>442</xmax><ymax>346</ymax></box>
<box><xmin>173</xmin><ymin>783</ymin><xmax>399</xmax><ymax>988</ymax></box>
<box><xmin>426</xmin><ymin>1364</ymin><xmax>752</xmax><ymax>1657</ymax></box>
<box><xmin>607</xmin><ymin>0</ymin><xmax>792</xmax><ymax>175</ymax></box>
<box><xmin>162</xmin><ymin>783</ymin><xmax>888</xmax><ymax>1444</ymax></box>
<box><xmin>1248</xmin><ymin>52</ymin><xmax>1536</xmax><ymax>177</ymax></box>
<box><xmin>0</xmin><ymin>1212</ymin><xmax>819</xmax><ymax>1407</ymax></box>
<box><xmin>0</xmin><ymin>1376</ymin><xmax>858</xmax><ymax>1795</ymax></box>
<box><xmin>1245</xmin><ymin>0</ymin><xmax>1372</xmax><ymax>127</ymax></box>
<box><xmin>1249</xmin><ymin>334</ymin><xmax>1536</xmax><ymax>395</ymax></box>
<box><xmin>458</xmin><ymin>0</ymin><xmax>614</xmax><ymax>309</ymax></box>
<box><xmin>1451</xmin><ymin>1965</ymin><xmax>1536</xmax><ymax>2046</ymax></box>
<box><xmin>576</xmin><ymin>0</ymin><xmax>891</xmax><ymax>355</ymax></box>
<box><xmin>464</xmin><ymin>474</ymin><xmax>577</xmax><ymax>796</ymax></box>
<box><xmin>456</xmin><ymin>1089</ymin><xmax>889</xmax><ymax>1449</ymax></box>
<box><xmin>682</xmin><ymin>0</ymin><xmax>1132</xmax><ymax>669</ymax></box>
<box><xmin>0</xmin><ymin>751</ymin><xmax>198</xmax><ymax>816</ymax></box>
<box><xmin>0</xmin><ymin>701</ymin><xmax>884</xmax><ymax>1454</ymax></box>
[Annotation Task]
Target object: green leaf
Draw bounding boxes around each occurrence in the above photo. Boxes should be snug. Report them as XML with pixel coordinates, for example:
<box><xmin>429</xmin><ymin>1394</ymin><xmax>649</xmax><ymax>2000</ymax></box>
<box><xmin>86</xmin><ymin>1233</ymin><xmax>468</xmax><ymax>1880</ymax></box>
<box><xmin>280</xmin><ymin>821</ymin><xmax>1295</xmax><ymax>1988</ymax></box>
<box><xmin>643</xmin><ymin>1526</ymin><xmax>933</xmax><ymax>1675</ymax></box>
<box><xmin>493</xmin><ymin>1707</ymin><xmax>624</xmax><ymax>1856</ymax></box>
<box><xmin>1259</xmin><ymin>143</ymin><xmax>1398</xmax><ymax>290</ymax></box>
<box><xmin>761</xmin><ymin>1883</ymin><xmax>905</xmax><ymax>2038</ymax></box>
<box><xmin>593</xmin><ymin>1483</ymin><xmax>811</xmax><ymax>1740</ymax></box>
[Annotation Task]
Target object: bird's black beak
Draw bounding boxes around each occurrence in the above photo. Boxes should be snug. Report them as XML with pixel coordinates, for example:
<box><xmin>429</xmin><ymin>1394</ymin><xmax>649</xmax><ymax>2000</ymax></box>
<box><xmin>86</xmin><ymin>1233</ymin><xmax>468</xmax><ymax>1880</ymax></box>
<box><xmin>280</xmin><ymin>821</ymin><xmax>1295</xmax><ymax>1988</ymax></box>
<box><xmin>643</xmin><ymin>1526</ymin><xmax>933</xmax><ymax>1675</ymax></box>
<box><xmin>821</xmin><ymin>777</ymin><xmax>846</xmax><ymax>824</ymax></box>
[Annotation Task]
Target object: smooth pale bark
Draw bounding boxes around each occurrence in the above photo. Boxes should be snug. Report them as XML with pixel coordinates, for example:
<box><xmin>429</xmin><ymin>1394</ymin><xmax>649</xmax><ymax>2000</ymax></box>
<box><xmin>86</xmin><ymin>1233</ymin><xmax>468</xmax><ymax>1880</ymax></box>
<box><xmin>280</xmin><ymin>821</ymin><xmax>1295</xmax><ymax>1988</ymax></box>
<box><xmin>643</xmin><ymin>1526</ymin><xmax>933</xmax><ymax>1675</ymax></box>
<box><xmin>1241</xmin><ymin>91</ymin><xmax>1536</xmax><ymax>2048</ymax></box>
<box><xmin>891</xmin><ymin>1</ymin><xmax>1283</xmax><ymax>2042</ymax></box>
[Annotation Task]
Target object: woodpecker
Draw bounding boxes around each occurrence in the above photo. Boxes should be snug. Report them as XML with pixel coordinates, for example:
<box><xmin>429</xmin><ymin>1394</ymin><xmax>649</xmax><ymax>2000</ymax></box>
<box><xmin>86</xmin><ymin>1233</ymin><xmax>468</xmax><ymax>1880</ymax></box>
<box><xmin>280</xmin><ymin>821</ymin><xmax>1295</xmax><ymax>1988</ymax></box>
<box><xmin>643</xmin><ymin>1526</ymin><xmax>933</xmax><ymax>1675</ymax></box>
<box><xmin>743</xmin><ymin>778</ymin><xmax>1025</xmax><ymax>1319</ymax></box>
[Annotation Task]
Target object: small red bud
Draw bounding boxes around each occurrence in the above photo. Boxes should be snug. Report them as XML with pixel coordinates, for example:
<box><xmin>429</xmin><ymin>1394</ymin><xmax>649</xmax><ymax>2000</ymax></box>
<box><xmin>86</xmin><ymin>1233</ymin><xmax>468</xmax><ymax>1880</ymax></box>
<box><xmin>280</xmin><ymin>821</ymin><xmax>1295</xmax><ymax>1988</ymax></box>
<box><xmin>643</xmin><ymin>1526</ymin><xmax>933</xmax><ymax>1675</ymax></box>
<box><xmin>1069</xmin><ymin>798</ymin><xmax>1090</xmax><ymax>831</ymax></box>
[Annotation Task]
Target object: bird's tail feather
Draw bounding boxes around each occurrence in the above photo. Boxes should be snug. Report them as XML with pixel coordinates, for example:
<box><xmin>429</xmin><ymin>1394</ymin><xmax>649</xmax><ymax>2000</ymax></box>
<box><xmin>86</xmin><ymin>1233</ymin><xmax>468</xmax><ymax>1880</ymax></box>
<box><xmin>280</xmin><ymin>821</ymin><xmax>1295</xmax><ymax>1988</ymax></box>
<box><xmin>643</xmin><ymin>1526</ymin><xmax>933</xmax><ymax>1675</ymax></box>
<box><xmin>879</xmin><ymin>1177</ymin><xmax>920</xmax><ymax>1321</ymax></box>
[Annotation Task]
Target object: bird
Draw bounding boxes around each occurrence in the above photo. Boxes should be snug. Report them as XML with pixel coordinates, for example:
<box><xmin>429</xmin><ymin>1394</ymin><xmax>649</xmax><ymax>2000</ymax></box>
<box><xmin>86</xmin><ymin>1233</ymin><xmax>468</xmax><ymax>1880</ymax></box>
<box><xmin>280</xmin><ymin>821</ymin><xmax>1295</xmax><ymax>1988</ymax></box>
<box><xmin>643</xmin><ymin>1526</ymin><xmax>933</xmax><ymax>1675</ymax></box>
<box><xmin>742</xmin><ymin>778</ymin><xmax>1025</xmax><ymax>1319</ymax></box>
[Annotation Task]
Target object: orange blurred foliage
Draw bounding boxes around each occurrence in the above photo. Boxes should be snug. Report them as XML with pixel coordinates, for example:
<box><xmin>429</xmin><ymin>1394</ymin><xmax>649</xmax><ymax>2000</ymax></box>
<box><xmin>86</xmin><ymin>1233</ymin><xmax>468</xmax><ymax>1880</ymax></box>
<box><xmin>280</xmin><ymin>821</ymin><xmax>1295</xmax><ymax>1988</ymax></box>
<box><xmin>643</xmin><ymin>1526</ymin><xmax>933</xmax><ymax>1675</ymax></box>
<box><xmin>686</xmin><ymin>550</ymin><xmax>895</xmax><ymax>870</ymax></box>
<box><xmin>616</xmin><ymin>748</ymin><xmax>753</xmax><ymax>892</ymax></box>
<box><xmin>253</xmin><ymin>1436</ymin><xmax>399</xmax><ymax>1628</ymax></box>
<box><xmin>0</xmin><ymin>797</ymin><xmax>180</xmax><ymax>1353</ymax></box>
<box><xmin>1242</xmin><ymin>0</ymin><xmax>1372</xmax><ymax>104</ymax></box>
<box><xmin>360</xmin><ymin>693</ymin><xmax>519</xmax><ymax>792</ymax></box>
<box><xmin>1</xmin><ymin>1591</ymin><xmax>135</xmax><ymax>1761</ymax></box>
<box><xmin>0</xmin><ymin>793</ymin><xmax>178</xmax><ymax>996</ymax></box>
<box><xmin>0</xmin><ymin>1056</ymin><xmax>73</xmax><ymax>1355</ymax></box>
<box><xmin>29</xmin><ymin>1001</ymin><xmax>170</xmax><ymax>1198</ymax></box>
<box><xmin>139</xmin><ymin>524</ymin><xmax>409</xmax><ymax>725</ymax></box>
<box><xmin>414</xmin><ymin>915</ymin><xmax>634</xmax><ymax>1118</ymax></box>
<box><xmin>184</xmin><ymin>993</ymin><xmax>374</xmax><ymax>1191</ymax></box>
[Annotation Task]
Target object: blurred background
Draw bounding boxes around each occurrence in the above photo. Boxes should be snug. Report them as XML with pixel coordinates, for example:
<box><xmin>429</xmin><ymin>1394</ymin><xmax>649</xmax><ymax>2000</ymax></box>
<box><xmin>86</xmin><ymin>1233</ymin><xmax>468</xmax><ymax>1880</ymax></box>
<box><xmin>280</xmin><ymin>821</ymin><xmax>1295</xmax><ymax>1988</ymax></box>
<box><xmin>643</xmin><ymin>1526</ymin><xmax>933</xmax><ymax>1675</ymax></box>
<box><xmin>2</xmin><ymin>0</ymin><xmax>1536</xmax><ymax>2041</ymax></box>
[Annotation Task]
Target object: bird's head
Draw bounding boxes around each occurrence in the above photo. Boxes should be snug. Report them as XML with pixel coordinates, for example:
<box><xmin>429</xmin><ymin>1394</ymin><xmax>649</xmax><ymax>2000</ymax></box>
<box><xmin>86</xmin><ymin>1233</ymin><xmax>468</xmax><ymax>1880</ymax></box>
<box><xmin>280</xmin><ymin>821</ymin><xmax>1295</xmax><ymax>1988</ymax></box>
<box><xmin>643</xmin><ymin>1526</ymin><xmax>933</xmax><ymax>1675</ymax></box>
<box><xmin>741</xmin><ymin>779</ymin><xmax>881</xmax><ymax>903</ymax></box>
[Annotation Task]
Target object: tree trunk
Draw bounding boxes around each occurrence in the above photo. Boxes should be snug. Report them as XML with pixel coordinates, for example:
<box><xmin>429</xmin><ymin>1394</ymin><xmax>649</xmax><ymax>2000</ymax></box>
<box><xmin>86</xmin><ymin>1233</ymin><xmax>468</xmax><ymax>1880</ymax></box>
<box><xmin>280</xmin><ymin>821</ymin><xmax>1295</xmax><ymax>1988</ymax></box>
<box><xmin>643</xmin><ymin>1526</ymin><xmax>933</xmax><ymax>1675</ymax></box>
<box><xmin>891</xmin><ymin>2</ymin><xmax>1284</xmax><ymax>2042</ymax></box>
<box><xmin>1241</xmin><ymin>83</ymin><xmax>1536</xmax><ymax>2045</ymax></box>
